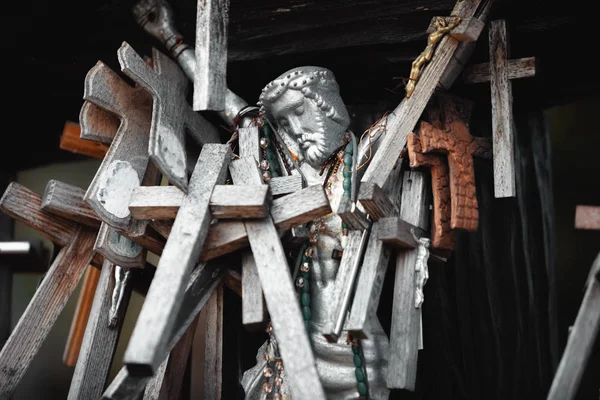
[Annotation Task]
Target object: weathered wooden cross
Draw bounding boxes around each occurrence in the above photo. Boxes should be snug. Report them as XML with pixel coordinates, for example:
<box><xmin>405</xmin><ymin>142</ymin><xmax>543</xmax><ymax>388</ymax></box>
<box><xmin>462</xmin><ymin>19</ymin><xmax>536</xmax><ymax>198</ymax></box>
<box><xmin>547</xmin><ymin>205</ymin><xmax>600</xmax><ymax>400</ymax></box>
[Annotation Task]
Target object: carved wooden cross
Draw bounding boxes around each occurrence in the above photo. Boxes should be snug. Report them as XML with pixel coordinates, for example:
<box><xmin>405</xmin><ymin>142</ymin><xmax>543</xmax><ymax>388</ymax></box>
<box><xmin>547</xmin><ymin>205</ymin><xmax>600</xmax><ymax>400</ymax></box>
<box><xmin>463</xmin><ymin>19</ymin><xmax>536</xmax><ymax>198</ymax></box>
<box><xmin>118</xmin><ymin>42</ymin><xmax>220</xmax><ymax>192</ymax></box>
<box><xmin>407</xmin><ymin>127</ymin><xmax>455</xmax><ymax>255</ymax></box>
<box><xmin>417</xmin><ymin>94</ymin><xmax>492</xmax><ymax>232</ymax></box>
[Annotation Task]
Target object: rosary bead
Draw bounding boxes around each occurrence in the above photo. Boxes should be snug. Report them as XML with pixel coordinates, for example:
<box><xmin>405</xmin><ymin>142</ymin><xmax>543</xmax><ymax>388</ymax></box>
<box><xmin>263</xmin><ymin>367</ymin><xmax>274</xmax><ymax>378</ymax></box>
<box><xmin>273</xmin><ymin>394</ymin><xmax>283</xmax><ymax>400</ymax></box>
<box><xmin>305</xmin><ymin>246</ymin><xmax>315</xmax><ymax>258</ymax></box>
<box><xmin>300</xmin><ymin>262</ymin><xmax>311</xmax><ymax>272</ymax></box>
<box><xmin>355</xmin><ymin>367</ymin><xmax>365</xmax><ymax>382</ymax></box>
<box><xmin>274</xmin><ymin>377</ymin><xmax>284</xmax><ymax>387</ymax></box>
<box><xmin>345</xmin><ymin>141</ymin><xmax>353</xmax><ymax>153</ymax></box>
<box><xmin>260</xmin><ymin>137</ymin><xmax>269</xmax><ymax>149</ymax></box>
<box><xmin>302</xmin><ymin>279</ymin><xmax>310</xmax><ymax>293</ymax></box>
<box><xmin>295</xmin><ymin>276</ymin><xmax>306</xmax><ymax>288</ymax></box>
<box><xmin>261</xmin><ymin>170</ymin><xmax>271</xmax><ymax>182</ymax></box>
<box><xmin>344</xmin><ymin>153</ymin><xmax>353</xmax><ymax>167</ymax></box>
<box><xmin>276</xmin><ymin>360</ymin><xmax>284</xmax><ymax>371</ymax></box>
<box><xmin>353</xmin><ymin>354</ymin><xmax>363</xmax><ymax>368</ymax></box>
<box><xmin>357</xmin><ymin>382</ymin><xmax>368</xmax><ymax>396</ymax></box>
<box><xmin>301</xmin><ymin>292</ymin><xmax>310</xmax><ymax>307</ymax></box>
<box><xmin>302</xmin><ymin>306</ymin><xmax>312</xmax><ymax>320</ymax></box>
<box><xmin>262</xmin><ymin>382</ymin><xmax>273</xmax><ymax>393</ymax></box>
<box><xmin>343</xmin><ymin>179</ymin><xmax>352</xmax><ymax>191</ymax></box>
<box><xmin>260</xmin><ymin>159</ymin><xmax>271</xmax><ymax>171</ymax></box>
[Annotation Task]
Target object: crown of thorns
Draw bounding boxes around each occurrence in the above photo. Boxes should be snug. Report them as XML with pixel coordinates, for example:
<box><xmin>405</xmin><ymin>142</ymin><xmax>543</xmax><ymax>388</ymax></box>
<box><xmin>258</xmin><ymin>68</ymin><xmax>345</xmax><ymax>124</ymax></box>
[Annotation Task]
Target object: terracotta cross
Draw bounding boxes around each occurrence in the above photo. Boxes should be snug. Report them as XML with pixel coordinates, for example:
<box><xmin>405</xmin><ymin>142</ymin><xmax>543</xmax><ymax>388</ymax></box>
<box><xmin>407</xmin><ymin>132</ymin><xmax>455</xmax><ymax>255</ymax></box>
<box><xmin>417</xmin><ymin>94</ymin><xmax>491</xmax><ymax>232</ymax></box>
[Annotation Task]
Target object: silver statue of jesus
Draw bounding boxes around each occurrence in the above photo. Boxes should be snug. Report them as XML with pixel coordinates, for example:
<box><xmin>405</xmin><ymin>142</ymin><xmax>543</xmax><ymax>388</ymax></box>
<box><xmin>241</xmin><ymin>66</ymin><xmax>390</xmax><ymax>400</ymax></box>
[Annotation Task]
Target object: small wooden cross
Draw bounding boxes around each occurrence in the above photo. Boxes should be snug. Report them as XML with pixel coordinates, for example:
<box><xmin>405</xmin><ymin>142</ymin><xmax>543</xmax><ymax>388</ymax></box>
<box><xmin>547</xmin><ymin>205</ymin><xmax>600</xmax><ymax>400</ymax></box>
<box><xmin>417</xmin><ymin>94</ymin><xmax>492</xmax><ymax>232</ymax></box>
<box><xmin>462</xmin><ymin>19</ymin><xmax>536</xmax><ymax>198</ymax></box>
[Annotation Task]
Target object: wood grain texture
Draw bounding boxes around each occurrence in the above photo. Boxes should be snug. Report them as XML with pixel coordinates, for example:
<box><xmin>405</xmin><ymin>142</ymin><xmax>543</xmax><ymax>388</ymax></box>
<box><xmin>463</xmin><ymin>56</ymin><xmax>536</xmax><ymax>84</ymax></box>
<box><xmin>322</xmin><ymin>229</ymin><xmax>369</xmax><ymax>342</ymax></box>
<box><xmin>377</xmin><ymin>217</ymin><xmax>426</xmax><ymax>249</ymax></box>
<box><xmin>124</xmin><ymin>144</ymin><xmax>231</xmax><ymax>376</ymax></box>
<box><xmin>103</xmin><ymin>262</ymin><xmax>225</xmax><ymax>399</ymax></box>
<box><xmin>202</xmin><ymin>285</ymin><xmax>224</xmax><ymax>400</ymax></box>
<box><xmin>230</xmin><ymin>157</ymin><xmax>325</xmax><ymax>400</ymax></box>
<box><xmin>194</xmin><ymin>0</ymin><xmax>230</xmax><ymax>111</ymax></box>
<box><xmin>200</xmin><ymin>184</ymin><xmax>331</xmax><ymax>262</ymax></box>
<box><xmin>129</xmin><ymin>186</ymin><xmax>184</xmax><ymax>220</ymax></box>
<box><xmin>60</xmin><ymin>120</ymin><xmax>109</xmax><ymax>159</ymax></box>
<box><xmin>337</xmin><ymin>196</ymin><xmax>370</xmax><ymax>231</ymax></box>
<box><xmin>42</xmin><ymin>179</ymin><xmax>101</xmax><ymax>228</ymax></box>
<box><xmin>82</xmin><ymin>60</ymin><xmax>153</xmax><ymax>230</ymax></box>
<box><xmin>574</xmin><ymin>205</ymin><xmax>600</xmax><ymax>230</ymax></box>
<box><xmin>79</xmin><ymin>101</ymin><xmax>120</xmax><ymax>144</ymax></box>
<box><xmin>407</xmin><ymin>132</ymin><xmax>455</xmax><ymax>253</ymax></box>
<box><xmin>0</xmin><ymin>228</ymin><xmax>96</xmax><ymax>397</ymax></box>
<box><xmin>143</xmin><ymin>315</ymin><xmax>199</xmax><ymax>400</ymax></box>
<box><xmin>489</xmin><ymin>19</ymin><xmax>516</xmax><ymax>198</ymax></box>
<box><xmin>210</xmin><ymin>185</ymin><xmax>271</xmax><ymax>219</ymax></box>
<box><xmin>0</xmin><ymin>182</ymin><xmax>78</xmax><ymax>246</ymax></box>
<box><xmin>386</xmin><ymin>171</ymin><xmax>429</xmax><ymax>390</ymax></box>
<box><xmin>68</xmin><ymin>259</ymin><xmax>132</xmax><ymax>400</ymax></box>
<box><xmin>357</xmin><ymin>181</ymin><xmax>397</xmax><ymax>221</ymax></box>
<box><xmin>346</xmin><ymin>163</ymin><xmax>404</xmax><ymax>338</ymax></box>
<box><xmin>547</xmin><ymin>253</ymin><xmax>600</xmax><ymax>400</ymax></box>
<box><xmin>242</xmin><ymin>251</ymin><xmax>266</xmax><ymax>329</ymax></box>
<box><xmin>269</xmin><ymin>175</ymin><xmax>303</xmax><ymax>196</ymax></box>
<box><xmin>359</xmin><ymin>0</ymin><xmax>487</xmax><ymax>190</ymax></box>
<box><xmin>63</xmin><ymin>265</ymin><xmax>101</xmax><ymax>367</ymax></box>
<box><xmin>238</xmin><ymin>126</ymin><xmax>261</xmax><ymax>161</ymax></box>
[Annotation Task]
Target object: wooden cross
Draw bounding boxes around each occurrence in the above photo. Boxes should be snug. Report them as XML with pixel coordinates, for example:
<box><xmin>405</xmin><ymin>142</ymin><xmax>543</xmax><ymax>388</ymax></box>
<box><xmin>194</xmin><ymin>0</ymin><xmax>230</xmax><ymax>111</ymax></box>
<box><xmin>81</xmin><ymin>60</ymin><xmax>153</xmax><ymax>231</ymax></box>
<box><xmin>103</xmin><ymin>261</ymin><xmax>225</xmax><ymax>399</ymax></box>
<box><xmin>358</xmin><ymin>0</ymin><xmax>493</xmax><ymax>218</ymax></box>
<box><xmin>230</xmin><ymin>156</ymin><xmax>326</xmax><ymax>399</ymax></box>
<box><xmin>416</xmin><ymin>94</ymin><xmax>492</xmax><ymax>232</ymax></box>
<box><xmin>117</xmin><ymin>42</ymin><xmax>220</xmax><ymax>192</ymax></box>
<box><xmin>407</xmin><ymin>130</ymin><xmax>455</xmax><ymax>255</ymax></box>
<box><xmin>124</xmin><ymin>143</ymin><xmax>231</xmax><ymax>376</ymax></box>
<box><xmin>0</xmin><ymin>182</ymin><xmax>98</xmax><ymax>397</ymax></box>
<box><xmin>547</xmin><ymin>205</ymin><xmax>600</xmax><ymax>400</ymax></box>
<box><xmin>462</xmin><ymin>19</ymin><xmax>536</xmax><ymax>198</ymax></box>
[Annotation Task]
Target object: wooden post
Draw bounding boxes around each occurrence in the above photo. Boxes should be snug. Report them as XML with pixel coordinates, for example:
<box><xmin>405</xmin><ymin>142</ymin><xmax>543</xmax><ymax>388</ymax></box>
<box><xmin>386</xmin><ymin>170</ymin><xmax>430</xmax><ymax>390</ymax></box>
<box><xmin>201</xmin><ymin>284</ymin><xmax>224</xmax><ymax>400</ymax></box>
<box><xmin>0</xmin><ymin>226</ymin><xmax>97</xmax><ymax>397</ymax></box>
<box><xmin>63</xmin><ymin>265</ymin><xmax>101</xmax><ymax>367</ymax></box>
<box><xmin>194</xmin><ymin>0</ymin><xmax>230</xmax><ymax>111</ymax></box>
<box><xmin>68</xmin><ymin>259</ymin><xmax>132</xmax><ymax>399</ymax></box>
<box><xmin>547</xmin><ymin>205</ymin><xmax>600</xmax><ymax>400</ymax></box>
<box><xmin>230</xmin><ymin>157</ymin><xmax>326</xmax><ymax>400</ymax></box>
<box><xmin>461</xmin><ymin>20</ymin><xmax>536</xmax><ymax>198</ymax></box>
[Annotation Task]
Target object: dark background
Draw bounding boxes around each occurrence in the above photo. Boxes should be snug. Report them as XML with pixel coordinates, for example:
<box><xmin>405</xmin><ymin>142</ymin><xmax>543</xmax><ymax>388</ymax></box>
<box><xmin>2</xmin><ymin>0</ymin><xmax>599</xmax><ymax>399</ymax></box>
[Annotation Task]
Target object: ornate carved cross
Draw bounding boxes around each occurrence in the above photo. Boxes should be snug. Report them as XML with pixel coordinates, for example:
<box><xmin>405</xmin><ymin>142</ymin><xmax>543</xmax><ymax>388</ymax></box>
<box><xmin>417</xmin><ymin>94</ymin><xmax>491</xmax><ymax>232</ymax></box>
<box><xmin>407</xmin><ymin>132</ymin><xmax>455</xmax><ymax>255</ymax></box>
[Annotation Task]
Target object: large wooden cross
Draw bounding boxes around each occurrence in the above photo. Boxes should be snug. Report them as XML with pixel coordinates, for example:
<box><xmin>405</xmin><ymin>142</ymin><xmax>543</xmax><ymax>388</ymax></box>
<box><xmin>547</xmin><ymin>205</ymin><xmax>600</xmax><ymax>400</ymax></box>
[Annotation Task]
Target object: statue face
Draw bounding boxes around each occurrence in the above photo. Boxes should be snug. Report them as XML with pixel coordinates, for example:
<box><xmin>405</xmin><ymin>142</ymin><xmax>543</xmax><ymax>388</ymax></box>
<box><xmin>260</xmin><ymin>67</ymin><xmax>351</xmax><ymax>168</ymax></box>
<box><xmin>269</xmin><ymin>90</ymin><xmax>345</xmax><ymax>167</ymax></box>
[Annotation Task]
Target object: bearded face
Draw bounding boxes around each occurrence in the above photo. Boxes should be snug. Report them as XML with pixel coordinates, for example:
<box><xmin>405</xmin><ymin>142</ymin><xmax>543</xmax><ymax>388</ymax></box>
<box><xmin>268</xmin><ymin>90</ymin><xmax>347</xmax><ymax>168</ymax></box>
